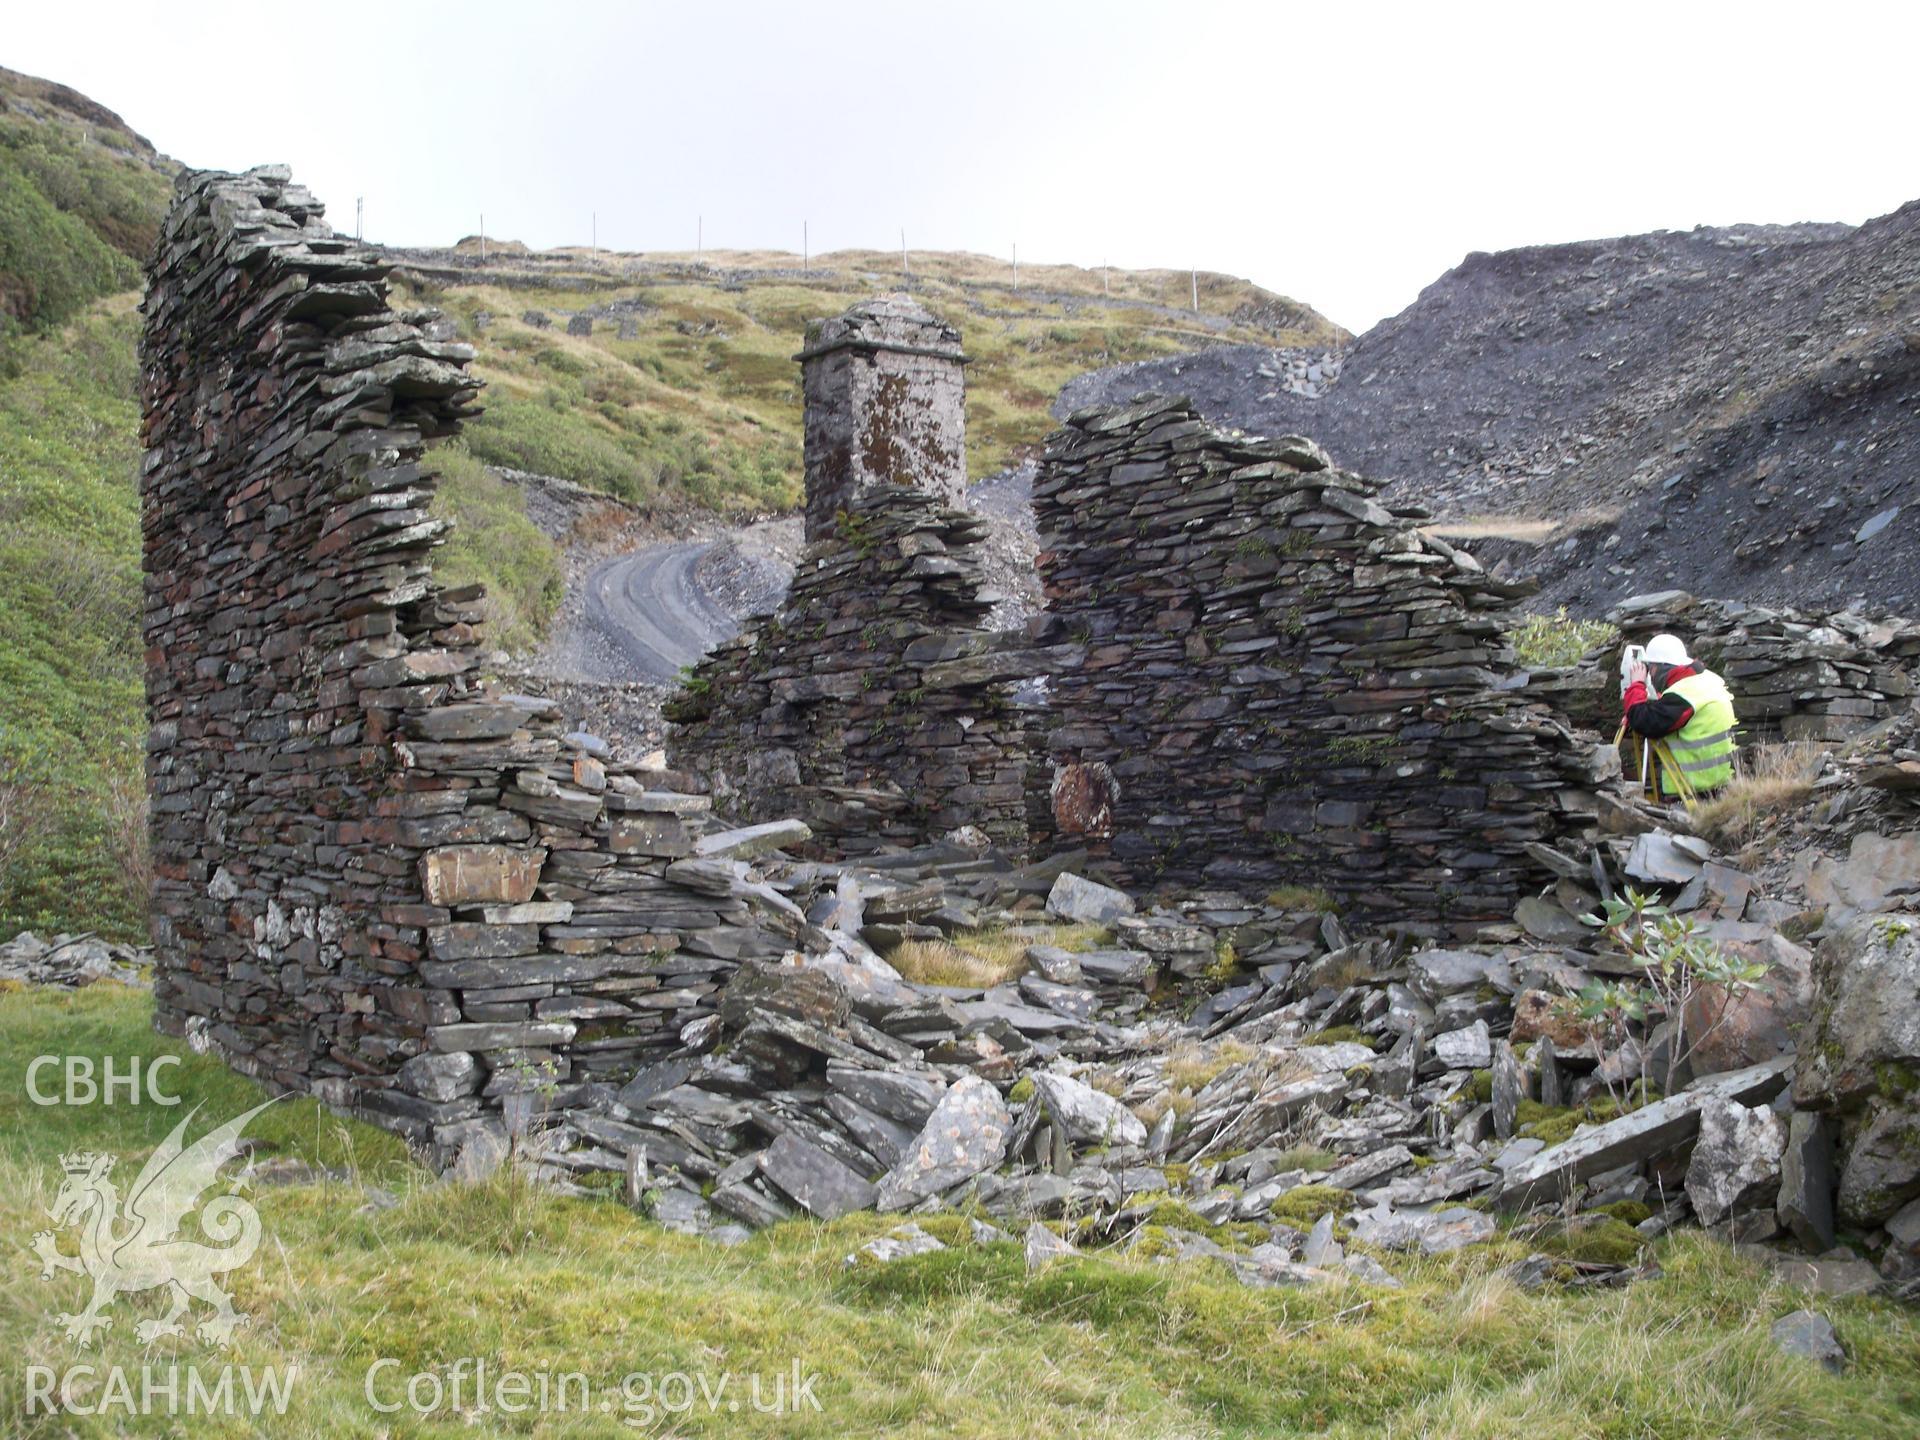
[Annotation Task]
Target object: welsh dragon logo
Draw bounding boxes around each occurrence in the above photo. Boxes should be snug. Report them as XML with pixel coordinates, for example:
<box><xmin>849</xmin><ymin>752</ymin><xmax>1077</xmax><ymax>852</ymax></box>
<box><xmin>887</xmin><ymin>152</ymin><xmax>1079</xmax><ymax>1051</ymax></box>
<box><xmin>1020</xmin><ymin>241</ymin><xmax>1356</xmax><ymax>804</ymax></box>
<box><xmin>32</xmin><ymin>1099</ymin><xmax>275</xmax><ymax>1348</ymax></box>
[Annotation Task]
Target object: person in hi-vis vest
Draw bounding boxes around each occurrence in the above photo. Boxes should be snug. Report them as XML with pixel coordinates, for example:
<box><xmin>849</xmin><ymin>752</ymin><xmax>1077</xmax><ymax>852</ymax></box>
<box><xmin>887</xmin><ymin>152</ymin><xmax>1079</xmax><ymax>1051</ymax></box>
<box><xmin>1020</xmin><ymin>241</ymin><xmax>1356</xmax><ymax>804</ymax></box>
<box><xmin>1622</xmin><ymin>632</ymin><xmax>1739</xmax><ymax>798</ymax></box>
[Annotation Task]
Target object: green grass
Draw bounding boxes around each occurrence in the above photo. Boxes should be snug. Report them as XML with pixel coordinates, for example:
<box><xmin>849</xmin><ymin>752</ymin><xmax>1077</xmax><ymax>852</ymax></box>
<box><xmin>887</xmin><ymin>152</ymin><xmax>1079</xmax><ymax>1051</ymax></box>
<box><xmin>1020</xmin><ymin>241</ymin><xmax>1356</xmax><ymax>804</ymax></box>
<box><xmin>2</xmin><ymin>984</ymin><xmax>1915</xmax><ymax>1436</ymax></box>
<box><xmin>0</xmin><ymin>297</ymin><xmax>148</xmax><ymax>940</ymax></box>
<box><xmin>429</xmin><ymin>444</ymin><xmax>566</xmax><ymax>653</ymax></box>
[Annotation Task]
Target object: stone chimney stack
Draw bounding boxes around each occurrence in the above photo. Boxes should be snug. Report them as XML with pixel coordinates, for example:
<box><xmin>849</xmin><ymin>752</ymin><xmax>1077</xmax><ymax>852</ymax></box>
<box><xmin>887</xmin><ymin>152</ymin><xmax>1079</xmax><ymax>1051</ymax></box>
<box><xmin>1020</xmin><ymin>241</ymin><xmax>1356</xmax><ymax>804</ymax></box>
<box><xmin>796</xmin><ymin>295</ymin><xmax>967</xmax><ymax>543</ymax></box>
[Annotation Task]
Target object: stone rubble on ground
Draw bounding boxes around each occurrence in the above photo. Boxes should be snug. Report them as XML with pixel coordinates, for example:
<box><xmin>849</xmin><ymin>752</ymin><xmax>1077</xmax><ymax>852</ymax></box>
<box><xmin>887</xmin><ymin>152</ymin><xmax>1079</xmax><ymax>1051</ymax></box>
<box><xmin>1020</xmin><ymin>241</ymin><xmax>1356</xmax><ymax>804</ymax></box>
<box><xmin>518</xmin><ymin>806</ymin><xmax>1920</xmax><ymax>1299</ymax></box>
<box><xmin>0</xmin><ymin>932</ymin><xmax>150</xmax><ymax>989</ymax></box>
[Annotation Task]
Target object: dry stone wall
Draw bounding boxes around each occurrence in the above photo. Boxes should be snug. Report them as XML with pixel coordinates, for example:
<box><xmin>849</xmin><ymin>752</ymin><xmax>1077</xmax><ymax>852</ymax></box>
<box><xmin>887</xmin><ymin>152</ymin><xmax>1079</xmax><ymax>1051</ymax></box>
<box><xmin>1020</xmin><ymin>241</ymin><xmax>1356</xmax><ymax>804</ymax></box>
<box><xmin>1029</xmin><ymin>394</ymin><xmax>1612</xmax><ymax>934</ymax></box>
<box><xmin>141</xmin><ymin>167</ymin><xmax>806</xmax><ymax>1163</ymax></box>
<box><xmin>667</xmin><ymin>487</ymin><xmax>1033</xmax><ymax>850</ymax></box>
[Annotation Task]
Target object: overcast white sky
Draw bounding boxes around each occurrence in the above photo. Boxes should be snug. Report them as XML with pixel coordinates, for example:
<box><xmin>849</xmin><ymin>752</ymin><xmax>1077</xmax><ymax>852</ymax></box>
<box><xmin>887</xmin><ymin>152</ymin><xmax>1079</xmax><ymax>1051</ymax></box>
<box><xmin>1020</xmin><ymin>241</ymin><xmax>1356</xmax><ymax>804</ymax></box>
<box><xmin>9</xmin><ymin>1</ymin><xmax>1918</xmax><ymax>331</ymax></box>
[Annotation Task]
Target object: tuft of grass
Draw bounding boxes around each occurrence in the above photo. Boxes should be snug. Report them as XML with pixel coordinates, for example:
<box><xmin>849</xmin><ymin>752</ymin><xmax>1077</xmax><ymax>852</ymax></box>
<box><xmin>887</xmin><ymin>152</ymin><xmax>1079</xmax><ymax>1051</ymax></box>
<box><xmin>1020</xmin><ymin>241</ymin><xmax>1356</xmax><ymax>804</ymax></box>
<box><xmin>1511</xmin><ymin>608</ymin><xmax>1618</xmax><ymax>670</ymax></box>
<box><xmin>1689</xmin><ymin>741</ymin><xmax>1826</xmax><ymax>848</ymax></box>
<box><xmin>1164</xmin><ymin>1039</ymin><xmax>1256</xmax><ymax>1094</ymax></box>
<box><xmin>1266</xmin><ymin>884</ymin><xmax>1339</xmax><ymax>912</ymax></box>
<box><xmin>886</xmin><ymin>922</ymin><xmax>1108</xmax><ymax>989</ymax></box>
<box><xmin>887</xmin><ymin>938</ymin><xmax>1022</xmax><ymax>989</ymax></box>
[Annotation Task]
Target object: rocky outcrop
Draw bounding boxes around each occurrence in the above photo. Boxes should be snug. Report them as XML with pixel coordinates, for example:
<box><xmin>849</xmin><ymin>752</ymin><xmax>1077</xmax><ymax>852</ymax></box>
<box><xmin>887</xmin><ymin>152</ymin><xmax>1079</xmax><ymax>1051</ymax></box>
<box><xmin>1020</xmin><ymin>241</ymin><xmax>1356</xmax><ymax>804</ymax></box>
<box><xmin>1794</xmin><ymin>910</ymin><xmax>1920</xmax><ymax>1227</ymax></box>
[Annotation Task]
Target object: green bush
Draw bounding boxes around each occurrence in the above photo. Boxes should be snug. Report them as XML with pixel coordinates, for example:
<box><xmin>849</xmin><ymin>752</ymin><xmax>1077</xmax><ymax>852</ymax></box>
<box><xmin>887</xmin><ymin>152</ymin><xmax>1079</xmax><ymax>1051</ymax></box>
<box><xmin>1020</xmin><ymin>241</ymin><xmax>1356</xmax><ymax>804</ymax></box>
<box><xmin>1512</xmin><ymin>607</ymin><xmax>1618</xmax><ymax>669</ymax></box>
<box><xmin>0</xmin><ymin>112</ymin><xmax>170</xmax><ymax>339</ymax></box>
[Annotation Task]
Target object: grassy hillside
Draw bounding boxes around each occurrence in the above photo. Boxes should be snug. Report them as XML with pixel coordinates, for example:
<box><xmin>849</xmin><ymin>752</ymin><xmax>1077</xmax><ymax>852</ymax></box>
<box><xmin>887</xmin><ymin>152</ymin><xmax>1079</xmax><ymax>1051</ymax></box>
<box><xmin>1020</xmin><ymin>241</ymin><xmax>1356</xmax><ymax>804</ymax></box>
<box><xmin>0</xmin><ymin>303</ymin><xmax>566</xmax><ymax>937</ymax></box>
<box><xmin>406</xmin><ymin>248</ymin><xmax>1347</xmax><ymax>514</ymax></box>
<box><xmin>2</xmin><ymin>983</ymin><xmax>1917</xmax><ymax>1437</ymax></box>
<box><xmin>0</xmin><ymin>66</ymin><xmax>174</xmax><ymax>338</ymax></box>
<box><xmin>0</xmin><ymin>297</ymin><xmax>148</xmax><ymax>939</ymax></box>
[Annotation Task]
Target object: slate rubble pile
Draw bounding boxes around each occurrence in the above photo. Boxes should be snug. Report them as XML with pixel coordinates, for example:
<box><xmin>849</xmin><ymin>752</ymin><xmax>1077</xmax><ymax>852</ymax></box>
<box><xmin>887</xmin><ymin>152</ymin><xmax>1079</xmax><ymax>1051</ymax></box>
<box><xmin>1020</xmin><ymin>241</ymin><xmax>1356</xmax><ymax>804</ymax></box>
<box><xmin>1029</xmin><ymin>394</ymin><xmax>1615</xmax><ymax>932</ymax></box>
<box><xmin>1852</xmin><ymin>706</ymin><xmax>1920</xmax><ymax>794</ymax></box>
<box><xmin>523</xmin><ymin>823</ymin><xmax>1916</xmax><ymax>1299</ymax></box>
<box><xmin>0</xmin><ymin>932</ymin><xmax>149</xmax><ymax>989</ymax></box>
<box><xmin>668</xmin><ymin>485</ymin><xmax>1035</xmax><ymax>853</ymax></box>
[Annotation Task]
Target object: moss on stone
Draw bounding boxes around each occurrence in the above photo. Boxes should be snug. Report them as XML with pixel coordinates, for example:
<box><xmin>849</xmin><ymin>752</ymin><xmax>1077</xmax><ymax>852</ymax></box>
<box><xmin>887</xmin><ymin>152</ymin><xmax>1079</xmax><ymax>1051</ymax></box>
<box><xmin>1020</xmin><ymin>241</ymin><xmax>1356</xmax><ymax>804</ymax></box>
<box><xmin>1871</xmin><ymin>1060</ymin><xmax>1919</xmax><ymax>1099</ymax></box>
<box><xmin>1593</xmin><ymin>1200</ymin><xmax>1653</xmax><ymax>1226</ymax></box>
<box><xmin>1303</xmin><ymin>1025</ymin><xmax>1380</xmax><ymax>1050</ymax></box>
<box><xmin>1518</xmin><ymin>1088</ymin><xmax>1659</xmax><ymax>1146</ymax></box>
<box><xmin>1268</xmin><ymin>1184</ymin><xmax>1355</xmax><ymax>1228</ymax></box>
<box><xmin>1532</xmin><ymin>1215</ymin><xmax>1648</xmax><ymax>1266</ymax></box>
<box><xmin>1132</xmin><ymin>1199</ymin><xmax>1266</xmax><ymax>1248</ymax></box>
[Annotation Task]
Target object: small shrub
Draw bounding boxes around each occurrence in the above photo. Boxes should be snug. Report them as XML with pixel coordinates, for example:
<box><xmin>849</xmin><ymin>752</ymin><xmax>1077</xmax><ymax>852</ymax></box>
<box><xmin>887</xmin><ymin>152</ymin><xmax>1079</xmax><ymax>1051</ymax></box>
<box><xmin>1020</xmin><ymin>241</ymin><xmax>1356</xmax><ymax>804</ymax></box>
<box><xmin>1512</xmin><ymin>608</ymin><xmax>1618</xmax><ymax>669</ymax></box>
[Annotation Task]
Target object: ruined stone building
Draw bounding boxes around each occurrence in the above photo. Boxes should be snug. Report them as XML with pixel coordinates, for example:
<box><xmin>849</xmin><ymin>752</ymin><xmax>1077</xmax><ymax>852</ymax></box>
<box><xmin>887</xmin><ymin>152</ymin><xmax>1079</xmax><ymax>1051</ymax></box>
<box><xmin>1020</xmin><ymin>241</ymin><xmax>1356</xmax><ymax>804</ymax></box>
<box><xmin>676</xmin><ymin>305</ymin><xmax>1614</xmax><ymax>932</ymax></box>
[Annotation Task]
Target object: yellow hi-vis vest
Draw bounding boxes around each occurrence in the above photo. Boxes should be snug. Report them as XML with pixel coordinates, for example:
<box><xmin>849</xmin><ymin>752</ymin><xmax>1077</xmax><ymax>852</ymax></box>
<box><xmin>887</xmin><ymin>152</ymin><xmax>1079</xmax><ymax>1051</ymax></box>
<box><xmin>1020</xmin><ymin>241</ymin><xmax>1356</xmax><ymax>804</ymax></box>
<box><xmin>1657</xmin><ymin>669</ymin><xmax>1738</xmax><ymax>797</ymax></box>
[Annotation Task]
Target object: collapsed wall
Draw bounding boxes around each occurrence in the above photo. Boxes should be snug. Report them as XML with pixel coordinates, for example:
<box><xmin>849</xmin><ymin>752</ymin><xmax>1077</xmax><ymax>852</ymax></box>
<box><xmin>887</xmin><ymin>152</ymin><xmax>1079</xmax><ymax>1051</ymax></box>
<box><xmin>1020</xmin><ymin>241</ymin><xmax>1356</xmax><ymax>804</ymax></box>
<box><xmin>667</xmin><ymin>487</ymin><xmax>1032</xmax><ymax>850</ymax></box>
<box><xmin>1029</xmin><ymin>394</ymin><xmax>1611</xmax><ymax>933</ymax></box>
<box><xmin>141</xmin><ymin>167</ymin><xmax>805</xmax><ymax>1161</ymax></box>
<box><xmin>670</xmin><ymin>295</ymin><xmax>1032</xmax><ymax>851</ymax></box>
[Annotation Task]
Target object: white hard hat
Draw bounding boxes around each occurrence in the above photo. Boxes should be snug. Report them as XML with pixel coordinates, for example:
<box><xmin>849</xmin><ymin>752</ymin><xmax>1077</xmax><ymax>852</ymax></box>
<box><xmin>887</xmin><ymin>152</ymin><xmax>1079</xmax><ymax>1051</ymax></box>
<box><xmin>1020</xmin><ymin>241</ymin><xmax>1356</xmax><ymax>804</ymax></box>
<box><xmin>1644</xmin><ymin>633</ymin><xmax>1691</xmax><ymax>666</ymax></box>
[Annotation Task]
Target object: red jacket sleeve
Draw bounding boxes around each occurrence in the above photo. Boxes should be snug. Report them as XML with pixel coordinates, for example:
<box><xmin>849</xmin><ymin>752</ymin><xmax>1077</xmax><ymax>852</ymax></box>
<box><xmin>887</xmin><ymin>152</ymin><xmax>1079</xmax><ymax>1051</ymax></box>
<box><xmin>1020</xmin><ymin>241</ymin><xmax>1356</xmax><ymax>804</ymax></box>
<box><xmin>1624</xmin><ymin>686</ymin><xmax>1695</xmax><ymax>739</ymax></box>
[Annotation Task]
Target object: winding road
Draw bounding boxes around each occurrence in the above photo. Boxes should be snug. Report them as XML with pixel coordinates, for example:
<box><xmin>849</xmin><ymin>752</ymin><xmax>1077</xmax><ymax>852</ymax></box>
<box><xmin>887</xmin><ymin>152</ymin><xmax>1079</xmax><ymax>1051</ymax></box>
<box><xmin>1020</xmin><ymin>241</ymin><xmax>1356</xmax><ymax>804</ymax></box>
<box><xmin>580</xmin><ymin>540</ymin><xmax>743</xmax><ymax>683</ymax></box>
